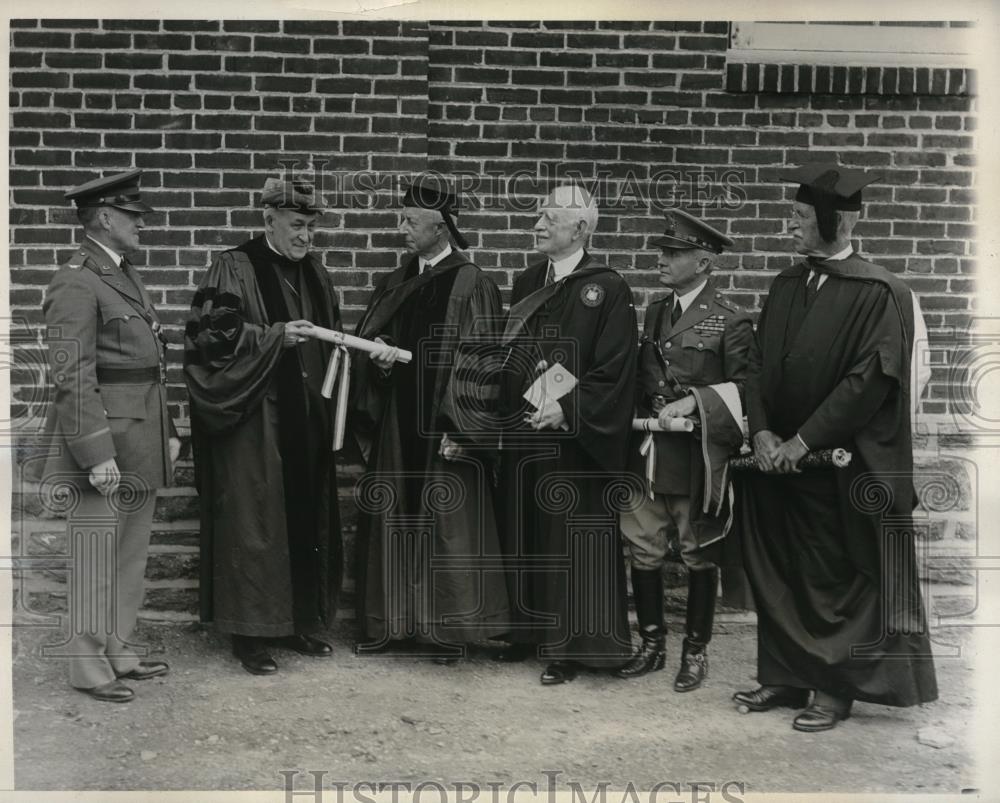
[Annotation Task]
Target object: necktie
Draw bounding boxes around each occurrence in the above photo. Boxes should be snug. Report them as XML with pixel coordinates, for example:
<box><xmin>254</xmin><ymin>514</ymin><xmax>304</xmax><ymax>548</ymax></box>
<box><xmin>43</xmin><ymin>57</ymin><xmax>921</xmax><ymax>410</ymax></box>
<box><xmin>670</xmin><ymin>298</ymin><xmax>682</xmax><ymax>327</ymax></box>
<box><xmin>805</xmin><ymin>271</ymin><xmax>820</xmax><ymax>305</ymax></box>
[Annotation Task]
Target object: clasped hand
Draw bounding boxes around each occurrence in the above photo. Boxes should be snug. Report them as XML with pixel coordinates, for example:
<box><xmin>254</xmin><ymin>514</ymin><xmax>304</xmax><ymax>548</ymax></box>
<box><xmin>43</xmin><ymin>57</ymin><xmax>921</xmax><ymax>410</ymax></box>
<box><xmin>753</xmin><ymin>429</ymin><xmax>808</xmax><ymax>474</ymax></box>
<box><xmin>282</xmin><ymin>319</ymin><xmax>314</xmax><ymax>349</ymax></box>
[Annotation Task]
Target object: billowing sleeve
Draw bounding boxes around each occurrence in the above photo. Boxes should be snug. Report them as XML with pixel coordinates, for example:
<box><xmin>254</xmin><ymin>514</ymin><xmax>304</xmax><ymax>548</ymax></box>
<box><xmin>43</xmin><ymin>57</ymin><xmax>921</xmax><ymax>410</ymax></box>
<box><xmin>441</xmin><ymin>272</ymin><xmax>504</xmax><ymax>442</ymax></box>
<box><xmin>183</xmin><ymin>250</ymin><xmax>285</xmax><ymax>434</ymax></box>
<box><xmin>557</xmin><ymin>276</ymin><xmax>638</xmax><ymax>473</ymax></box>
<box><xmin>721</xmin><ymin>309</ymin><xmax>754</xmax><ymax>401</ymax></box>
<box><xmin>43</xmin><ymin>269</ymin><xmax>115</xmax><ymax>470</ymax></box>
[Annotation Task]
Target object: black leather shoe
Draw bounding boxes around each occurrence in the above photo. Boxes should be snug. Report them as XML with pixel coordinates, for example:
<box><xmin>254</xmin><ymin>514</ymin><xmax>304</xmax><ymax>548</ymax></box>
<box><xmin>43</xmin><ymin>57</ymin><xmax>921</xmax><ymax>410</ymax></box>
<box><xmin>673</xmin><ymin>642</ymin><xmax>708</xmax><ymax>692</ymax></box>
<box><xmin>78</xmin><ymin>679</ymin><xmax>134</xmax><ymax>703</ymax></box>
<box><xmin>118</xmin><ymin>661</ymin><xmax>169</xmax><ymax>681</ymax></box>
<box><xmin>792</xmin><ymin>696</ymin><xmax>852</xmax><ymax>732</ymax></box>
<box><xmin>493</xmin><ymin>643</ymin><xmax>531</xmax><ymax>663</ymax></box>
<box><xmin>233</xmin><ymin>636</ymin><xmax>278</xmax><ymax>675</ymax></box>
<box><xmin>432</xmin><ymin>655</ymin><xmax>460</xmax><ymax>666</ymax></box>
<box><xmin>273</xmin><ymin>634</ymin><xmax>333</xmax><ymax>657</ymax></box>
<box><xmin>732</xmin><ymin>685</ymin><xmax>810</xmax><ymax>712</ymax></box>
<box><xmin>540</xmin><ymin>661</ymin><xmax>579</xmax><ymax>685</ymax></box>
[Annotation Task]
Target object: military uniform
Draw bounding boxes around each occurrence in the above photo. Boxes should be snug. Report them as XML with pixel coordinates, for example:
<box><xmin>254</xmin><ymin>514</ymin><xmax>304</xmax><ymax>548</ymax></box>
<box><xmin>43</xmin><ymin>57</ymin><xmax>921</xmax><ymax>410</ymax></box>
<box><xmin>38</xmin><ymin>171</ymin><xmax>174</xmax><ymax>696</ymax></box>
<box><xmin>618</xmin><ymin>210</ymin><xmax>752</xmax><ymax>690</ymax></box>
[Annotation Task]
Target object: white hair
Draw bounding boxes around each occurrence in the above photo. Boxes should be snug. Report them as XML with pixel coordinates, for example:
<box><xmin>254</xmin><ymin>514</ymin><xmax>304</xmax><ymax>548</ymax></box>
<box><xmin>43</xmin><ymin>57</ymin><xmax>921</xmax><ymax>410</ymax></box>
<box><xmin>546</xmin><ymin>184</ymin><xmax>599</xmax><ymax>237</ymax></box>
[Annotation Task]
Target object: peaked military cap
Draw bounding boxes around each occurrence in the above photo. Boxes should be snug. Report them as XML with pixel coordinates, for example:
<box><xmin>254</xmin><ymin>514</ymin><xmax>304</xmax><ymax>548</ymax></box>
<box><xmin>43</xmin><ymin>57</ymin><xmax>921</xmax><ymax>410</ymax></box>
<box><xmin>260</xmin><ymin>176</ymin><xmax>328</xmax><ymax>212</ymax></box>
<box><xmin>651</xmin><ymin>208</ymin><xmax>733</xmax><ymax>254</ymax></box>
<box><xmin>65</xmin><ymin>169</ymin><xmax>154</xmax><ymax>213</ymax></box>
<box><xmin>783</xmin><ymin>162</ymin><xmax>882</xmax><ymax>242</ymax></box>
<box><xmin>401</xmin><ymin>174</ymin><xmax>469</xmax><ymax>250</ymax></box>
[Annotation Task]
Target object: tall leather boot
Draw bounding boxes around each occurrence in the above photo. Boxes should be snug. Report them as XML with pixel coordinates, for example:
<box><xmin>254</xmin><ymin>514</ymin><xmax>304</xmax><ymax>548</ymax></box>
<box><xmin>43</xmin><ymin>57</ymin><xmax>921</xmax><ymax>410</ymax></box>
<box><xmin>673</xmin><ymin>567</ymin><xmax>718</xmax><ymax>692</ymax></box>
<box><xmin>615</xmin><ymin>567</ymin><xmax>666</xmax><ymax>679</ymax></box>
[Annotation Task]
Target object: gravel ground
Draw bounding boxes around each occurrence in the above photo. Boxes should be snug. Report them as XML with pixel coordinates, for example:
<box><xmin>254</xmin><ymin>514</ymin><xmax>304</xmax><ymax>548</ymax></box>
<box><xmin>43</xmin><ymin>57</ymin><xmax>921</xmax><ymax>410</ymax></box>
<box><xmin>11</xmin><ymin>619</ymin><xmax>976</xmax><ymax>795</ymax></box>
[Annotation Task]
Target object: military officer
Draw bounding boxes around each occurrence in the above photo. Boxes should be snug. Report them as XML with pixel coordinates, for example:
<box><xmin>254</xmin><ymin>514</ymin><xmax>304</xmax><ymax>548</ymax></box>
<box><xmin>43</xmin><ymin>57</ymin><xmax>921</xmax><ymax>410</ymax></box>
<box><xmin>617</xmin><ymin>209</ymin><xmax>752</xmax><ymax>691</ymax></box>
<box><xmin>39</xmin><ymin>170</ymin><xmax>179</xmax><ymax>702</ymax></box>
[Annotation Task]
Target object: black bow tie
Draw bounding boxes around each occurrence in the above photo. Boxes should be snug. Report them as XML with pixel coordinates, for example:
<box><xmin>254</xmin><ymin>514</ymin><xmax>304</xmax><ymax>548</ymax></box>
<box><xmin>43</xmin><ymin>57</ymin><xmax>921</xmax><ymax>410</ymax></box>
<box><xmin>806</xmin><ymin>256</ymin><xmax>830</xmax><ymax>272</ymax></box>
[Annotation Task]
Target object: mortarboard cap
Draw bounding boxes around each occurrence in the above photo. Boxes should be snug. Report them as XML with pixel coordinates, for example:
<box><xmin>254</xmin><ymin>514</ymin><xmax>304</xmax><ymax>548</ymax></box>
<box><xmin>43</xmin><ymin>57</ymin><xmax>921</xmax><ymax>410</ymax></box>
<box><xmin>65</xmin><ymin>169</ymin><xmax>154</xmax><ymax>214</ymax></box>
<box><xmin>783</xmin><ymin>162</ymin><xmax>882</xmax><ymax>242</ymax></box>
<box><xmin>260</xmin><ymin>176</ymin><xmax>328</xmax><ymax>213</ymax></box>
<box><xmin>650</xmin><ymin>208</ymin><xmax>733</xmax><ymax>254</ymax></box>
<box><xmin>401</xmin><ymin>175</ymin><xmax>469</xmax><ymax>250</ymax></box>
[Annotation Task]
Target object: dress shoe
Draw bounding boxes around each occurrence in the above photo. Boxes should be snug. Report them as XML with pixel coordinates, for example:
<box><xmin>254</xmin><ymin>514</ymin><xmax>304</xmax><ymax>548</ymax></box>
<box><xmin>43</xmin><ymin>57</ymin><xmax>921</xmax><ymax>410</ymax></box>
<box><xmin>431</xmin><ymin>655</ymin><xmax>460</xmax><ymax>666</ymax></box>
<box><xmin>233</xmin><ymin>636</ymin><xmax>278</xmax><ymax>675</ymax></box>
<box><xmin>273</xmin><ymin>634</ymin><xmax>333</xmax><ymax>657</ymax></box>
<box><xmin>540</xmin><ymin>661</ymin><xmax>579</xmax><ymax>685</ymax></box>
<box><xmin>615</xmin><ymin>625</ymin><xmax>666</xmax><ymax>679</ymax></box>
<box><xmin>78</xmin><ymin>679</ymin><xmax>134</xmax><ymax>703</ymax></box>
<box><xmin>118</xmin><ymin>661</ymin><xmax>169</xmax><ymax>681</ymax></box>
<box><xmin>493</xmin><ymin>643</ymin><xmax>531</xmax><ymax>663</ymax></box>
<box><xmin>792</xmin><ymin>694</ymin><xmax>853</xmax><ymax>732</ymax></box>
<box><xmin>732</xmin><ymin>684</ymin><xmax>810</xmax><ymax>712</ymax></box>
<box><xmin>673</xmin><ymin>642</ymin><xmax>708</xmax><ymax>692</ymax></box>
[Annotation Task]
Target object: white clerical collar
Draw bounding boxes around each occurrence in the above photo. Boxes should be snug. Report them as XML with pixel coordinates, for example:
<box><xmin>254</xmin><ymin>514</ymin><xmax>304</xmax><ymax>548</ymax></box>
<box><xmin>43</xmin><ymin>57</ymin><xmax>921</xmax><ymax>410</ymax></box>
<box><xmin>550</xmin><ymin>248</ymin><xmax>585</xmax><ymax>280</ymax></box>
<box><xmin>674</xmin><ymin>279</ymin><xmax>708</xmax><ymax>314</ymax></box>
<box><xmin>87</xmin><ymin>236</ymin><xmax>123</xmax><ymax>267</ymax></box>
<box><xmin>419</xmin><ymin>243</ymin><xmax>452</xmax><ymax>274</ymax></box>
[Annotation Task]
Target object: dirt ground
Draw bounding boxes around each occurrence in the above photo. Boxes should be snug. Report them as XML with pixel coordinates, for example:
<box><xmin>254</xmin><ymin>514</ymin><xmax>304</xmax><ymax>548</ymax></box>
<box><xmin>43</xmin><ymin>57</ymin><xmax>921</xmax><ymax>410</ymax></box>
<box><xmin>11</xmin><ymin>618</ymin><xmax>976</xmax><ymax>795</ymax></box>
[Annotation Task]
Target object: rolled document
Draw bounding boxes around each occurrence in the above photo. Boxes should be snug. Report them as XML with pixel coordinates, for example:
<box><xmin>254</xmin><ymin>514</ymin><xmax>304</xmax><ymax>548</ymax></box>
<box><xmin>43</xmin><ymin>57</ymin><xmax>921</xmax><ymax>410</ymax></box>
<box><xmin>632</xmin><ymin>417</ymin><xmax>695</xmax><ymax>433</ymax></box>
<box><xmin>729</xmin><ymin>447</ymin><xmax>852</xmax><ymax>471</ymax></box>
<box><xmin>307</xmin><ymin>325</ymin><xmax>413</xmax><ymax>364</ymax></box>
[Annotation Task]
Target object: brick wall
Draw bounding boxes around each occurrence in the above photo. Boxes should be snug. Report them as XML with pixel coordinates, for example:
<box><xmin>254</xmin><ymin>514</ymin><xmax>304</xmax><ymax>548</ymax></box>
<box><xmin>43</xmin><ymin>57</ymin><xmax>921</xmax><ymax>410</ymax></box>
<box><xmin>8</xmin><ymin>19</ymin><xmax>979</xmax><ymax>619</ymax></box>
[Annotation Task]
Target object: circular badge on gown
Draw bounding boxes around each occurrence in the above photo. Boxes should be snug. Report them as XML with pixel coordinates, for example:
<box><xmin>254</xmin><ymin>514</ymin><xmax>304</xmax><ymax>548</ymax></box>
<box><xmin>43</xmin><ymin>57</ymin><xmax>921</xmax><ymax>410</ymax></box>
<box><xmin>580</xmin><ymin>282</ymin><xmax>605</xmax><ymax>307</ymax></box>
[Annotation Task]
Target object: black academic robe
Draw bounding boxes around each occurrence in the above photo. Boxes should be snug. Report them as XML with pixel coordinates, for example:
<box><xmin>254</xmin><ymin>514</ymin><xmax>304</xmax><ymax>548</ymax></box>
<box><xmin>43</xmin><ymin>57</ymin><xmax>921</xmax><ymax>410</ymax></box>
<box><xmin>351</xmin><ymin>250</ymin><xmax>511</xmax><ymax>644</ymax></box>
<box><xmin>497</xmin><ymin>252</ymin><xmax>637</xmax><ymax>667</ymax></box>
<box><xmin>184</xmin><ymin>235</ymin><xmax>343</xmax><ymax>637</ymax></box>
<box><xmin>740</xmin><ymin>253</ymin><xmax>937</xmax><ymax>706</ymax></box>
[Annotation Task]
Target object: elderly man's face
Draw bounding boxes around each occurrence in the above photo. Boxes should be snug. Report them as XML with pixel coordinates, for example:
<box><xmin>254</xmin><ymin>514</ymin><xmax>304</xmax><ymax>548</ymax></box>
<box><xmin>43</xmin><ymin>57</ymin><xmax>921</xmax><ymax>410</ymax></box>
<box><xmin>101</xmin><ymin>207</ymin><xmax>145</xmax><ymax>255</ymax></box>
<box><xmin>400</xmin><ymin>206</ymin><xmax>445</xmax><ymax>257</ymax></box>
<box><xmin>657</xmin><ymin>247</ymin><xmax>709</xmax><ymax>295</ymax></box>
<box><xmin>788</xmin><ymin>201</ymin><xmax>826</xmax><ymax>256</ymax></box>
<box><xmin>533</xmin><ymin>198</ymin><xmax>584</xmax><ymax>261</ymax></box>
<box><xmin>266</xmin><ymin>208</ymin><xmax>317</xmax><ymax>261</ymax></box>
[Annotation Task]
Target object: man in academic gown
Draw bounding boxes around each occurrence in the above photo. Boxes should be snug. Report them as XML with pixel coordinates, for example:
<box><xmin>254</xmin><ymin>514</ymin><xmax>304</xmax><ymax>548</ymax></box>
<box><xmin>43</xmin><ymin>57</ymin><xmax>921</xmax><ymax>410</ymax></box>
<box><xmin>184</xmin><ymin>177</ymin><xmax>343</xmax><ymax>675</ymax></box>
<box><xmin>38</xmin><ymin>170</ymin><xmax>179</xmax><ymax>702</ymax></box>
<box><xmin>496</xmin><ymin>184</ymin><xmax>637</xmax><ymax>685</ymax></box>
<box><xmin>616</xmin><ymin>210</ymin><xmax>752</xmax><ymax>692</ymax></box>
<box><xmin>351</xmin><ymin>176</ymin><xmax>510</xmax><ymax>661</ymax></box>
<box><xmin>735</xmin><ymin>163</ymin><xmax>938</xmax><ymax>731</ymax></box>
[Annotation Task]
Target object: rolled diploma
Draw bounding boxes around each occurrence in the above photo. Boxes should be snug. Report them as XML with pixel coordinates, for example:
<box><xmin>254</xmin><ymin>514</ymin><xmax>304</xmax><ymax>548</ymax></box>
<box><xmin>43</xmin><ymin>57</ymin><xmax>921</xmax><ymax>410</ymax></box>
<box><xmin>308</xmin><ymin>326</ymin><xmax>413</xmax><ymax>364</ymax></box>
<box><xmin>631</xmin><ymin>417</ymin><xmax>695</xmax><ymax>433</ymax></box>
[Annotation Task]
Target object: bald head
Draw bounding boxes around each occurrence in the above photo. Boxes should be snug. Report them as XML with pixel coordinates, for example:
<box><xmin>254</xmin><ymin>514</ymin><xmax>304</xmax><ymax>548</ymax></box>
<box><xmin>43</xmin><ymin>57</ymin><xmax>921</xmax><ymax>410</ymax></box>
<box><xmin>533</xmin><ymin>184</ymin><xmax>599</xmax><ymax>261</ymax></box>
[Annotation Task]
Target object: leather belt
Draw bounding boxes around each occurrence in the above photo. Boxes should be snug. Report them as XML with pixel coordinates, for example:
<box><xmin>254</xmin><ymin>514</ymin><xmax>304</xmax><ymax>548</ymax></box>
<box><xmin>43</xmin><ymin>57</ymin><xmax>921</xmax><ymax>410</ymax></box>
<box><xmin>97</xmin><ymin>366</ymin><xmax>163</xmax><ymax>384</ymax></box>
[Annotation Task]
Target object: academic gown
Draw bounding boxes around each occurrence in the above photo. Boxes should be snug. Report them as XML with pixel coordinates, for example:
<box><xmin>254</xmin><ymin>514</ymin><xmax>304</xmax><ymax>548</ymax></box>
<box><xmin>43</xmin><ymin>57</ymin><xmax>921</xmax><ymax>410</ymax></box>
<box><xmin>497</xmin><ymin>252</ymin><xmax>637</xmax><ymax>667</ymax></box>
<box><xmin>184</xmin><ymin>235</ymin><xmax>343</xmax><ymax>637</ymax></box>
<box><xmin>351</xmin><ymin>250</ymin><xmax>511</xmax><ymax>644</ymax></box>
<box><xmin>740</xmin><ymin>253</ymin><xmax>938</xmax><ymax>706</ymax></box>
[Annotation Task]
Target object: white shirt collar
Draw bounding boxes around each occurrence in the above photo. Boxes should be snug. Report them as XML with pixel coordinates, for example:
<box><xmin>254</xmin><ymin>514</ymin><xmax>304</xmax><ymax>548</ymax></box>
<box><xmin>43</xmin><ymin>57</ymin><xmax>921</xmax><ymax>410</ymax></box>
<box><xmin>674</xmin><ymin>279</ymin><xmax>708</xmax><ymax>314</ymax></box>
<box><xmin>809</xmin><ymin>245</ymin><xmax>853</xmax><ymax>288</ymax></box>
<box><xmin>550</xmin><ymin>248</ymin><xmax>585</xmax><ymax>280</ymax></box>
<box><xmin>87</xmin><ymin>236</ymin><xmax>123</xmax><ymax>267</ymax></box>
<box><xmin>264</xmin><ymin>235</ymin><xmax>287</xmax><ymax>259</ymax></box>
<box><xmin>419</xmin><ymin>243</ymin><xmax>452</xmax><ymax>273</ymax></box>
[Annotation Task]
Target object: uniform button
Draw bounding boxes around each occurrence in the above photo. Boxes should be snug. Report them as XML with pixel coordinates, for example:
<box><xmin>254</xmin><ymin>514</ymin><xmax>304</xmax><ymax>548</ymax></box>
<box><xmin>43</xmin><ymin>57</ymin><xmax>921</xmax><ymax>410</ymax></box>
<box><xmin>696</xmin><ymin>342</ymin><xmax>704</xmax><ymax>350</ymax></box>
<box><xmin>664</xmin><ymin>341</ymin><xmax>672</xmax><ymax>349</ymax></box>
<box><xmin>664</xmin><ymin>359</ymin><xmax>670</xmax><ymax>366</ymax></box>
<box><xmin>658</xmin><ymin>380</ymin><xmax>665</xmax><ymax>387</ymax></box>
<box><xmin>302</xmin><ymin>371</ymin><xmax>309</xmax><ymax>378</ymax></box>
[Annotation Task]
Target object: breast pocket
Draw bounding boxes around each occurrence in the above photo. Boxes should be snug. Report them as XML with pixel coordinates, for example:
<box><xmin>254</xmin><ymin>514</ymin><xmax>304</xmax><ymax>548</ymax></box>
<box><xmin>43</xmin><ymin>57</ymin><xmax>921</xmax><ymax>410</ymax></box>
<box><xmin>99</xmin><ymin>302</ymin><xmax>153</xmax><ymax>360</ymax></box>
<box><xmin>681</xmin><ymin>331</ymin><xmax>722</xmax><ymax>375</ymax></box>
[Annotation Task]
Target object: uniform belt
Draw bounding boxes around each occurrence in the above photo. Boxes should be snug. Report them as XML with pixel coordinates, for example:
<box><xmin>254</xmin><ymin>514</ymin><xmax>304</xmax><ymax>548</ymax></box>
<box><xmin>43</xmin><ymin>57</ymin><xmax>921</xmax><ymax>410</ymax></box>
<box><xmin>96</xmin><ymin>366</ymin><xmax>163</xmax><ymax>384</ymax></box>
